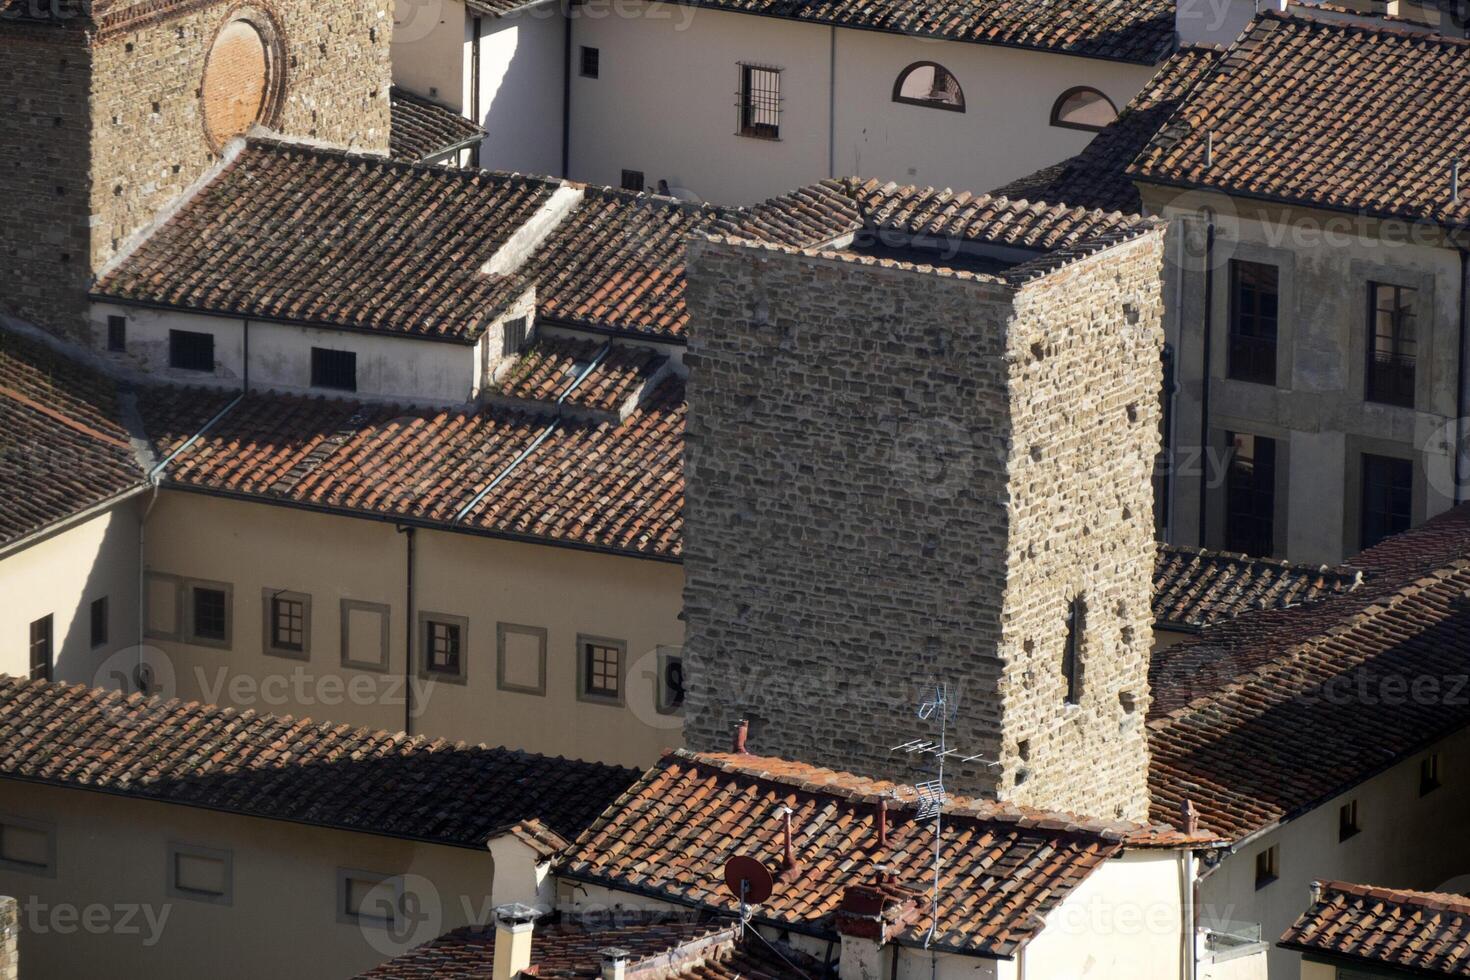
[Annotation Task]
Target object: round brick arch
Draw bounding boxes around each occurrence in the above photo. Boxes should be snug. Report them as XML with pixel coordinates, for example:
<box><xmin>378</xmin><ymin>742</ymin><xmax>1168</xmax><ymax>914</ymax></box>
<box><xmin>200</xmin><ymin>7</ymin><xmax>287</xmax><ymax>152</ymax></box>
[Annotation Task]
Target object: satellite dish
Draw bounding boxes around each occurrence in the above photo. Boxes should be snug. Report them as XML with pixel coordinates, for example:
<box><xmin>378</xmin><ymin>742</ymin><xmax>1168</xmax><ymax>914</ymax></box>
<box><xmin>723</xmin><ymin>855</ymin><xmax>774</xmax><ymax>905</ymax></box>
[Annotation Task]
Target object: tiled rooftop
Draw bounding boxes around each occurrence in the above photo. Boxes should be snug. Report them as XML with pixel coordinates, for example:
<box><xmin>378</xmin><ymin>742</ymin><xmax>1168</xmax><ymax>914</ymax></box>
<box><xmin>355</xmin><ymin>916</ymin><xmax>808</xmax><ymax>980</ymax></box>
<box><xmin>389</xmin><ymin>87</ymin><xmax>486</xmax><ymax>163</ymax></box>
<box><xmin>994</xmin><ymin>45</ymin><xmax>1224</xmax><ymax>215</ymax></box>
<box><xmin>561</xmin><ymin>750</ymin><xmax>1197</xmax><ymax>958</ymax></box>
<box><xmin>666</xmin><ymin>0</ymin><xmax>1175</xmax><ymax>63</ymax></box>
<box><xmin>1129</xmin><ymin>13</ymin><xmax>1470</xmax><ymax>228</ymax></box>
<box><xmin>1152</xmin><ymin>543</ymin><xmax>1362</xmax><ymax>632</ymax></box>
<box><xmin>1148</xmin><ymin>505</ymin><xmax>1470</xmax><ymax>840</ymax></box>
<box><xmin>493</xmin><ymin>337</ymin><xmax>669</xmax><ymax>415</ymax></box>
<box><xmin>0</xmin><ymin>330</ymin><xmax>145</xmax><ymax>547</ymax></box>
<box><xmin>138</xmin><ymin>377</ymin><xmax>685</xmax><ymax>558</ymax></box>
<box><xmin>0</xmin><ymin>675</ymin><xmax>639</xmax><ymax>847</ymax></box>
<box><xmin>93</xmin><ymin>141</ymin><xmax>559</xmax><ymax>341</ymax></box>
<box><xmin>1279</xmin><ymin>881</ymin><xmax>1470</xmax><ymax>976</ymax></box>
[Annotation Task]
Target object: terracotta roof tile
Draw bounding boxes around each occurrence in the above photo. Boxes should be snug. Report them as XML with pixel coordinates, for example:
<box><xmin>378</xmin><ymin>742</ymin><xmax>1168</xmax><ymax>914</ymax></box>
<box><xmin>1279</xmin><ymin>881</ymin><xmax>1470</xmax><ymax>976</ymax></box>
<box><xmin>1129</xmin><ymin>14</ymin><xmax>1470</xmax><ymax>228</ymax></box>
<box><xmin>1152</xmin><ymin>543</ymin><xmax>1362</xmax><ymax>632</ymax></box>
<box><xmin>390</xmin><ymin>87</ymin><xmax>485</xmax><ymax>163</ymax></box>
<box><xmin>495</xmin><ymin>337</ymin><xmax>669</xmax><ymax>414</ymax></box>
<box><xmin>0</xmin><ymin>330</ymin><xmax>144</xmax><ymax>547</ymax></box>
<box><xmin>1148</xmin><ymin>505</ymin><xmax>1470</xmax><ymax>840</ymax></box>
<box><xmin>560</xmin><ymin>750</ymin><xmax>1188</xmax><ymax>958</ymax></box>
<box><xmin>0</xmin><ymin>676</ymin><xmax>638</xmax><ymax>847</ymax></box>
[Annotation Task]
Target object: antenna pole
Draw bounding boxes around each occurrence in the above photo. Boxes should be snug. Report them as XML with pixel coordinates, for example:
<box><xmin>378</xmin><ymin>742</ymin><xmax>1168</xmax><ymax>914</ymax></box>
<box><xmin>928</xmin><ymin>690</ymin><xmax>944</xmax><ymax>949</ymax></box>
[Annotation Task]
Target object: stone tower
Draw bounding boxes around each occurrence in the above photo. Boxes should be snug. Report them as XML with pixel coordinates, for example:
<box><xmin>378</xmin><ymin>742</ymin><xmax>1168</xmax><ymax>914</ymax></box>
<box><xmin>1</xmin><ymin>0</ymin><xmax>392</xmax><ymax>341</ymax></box>
<box><xmin>681</xmin><ymin>227</ymin><xmax>1166</xmax><ymax>821</ymax></box>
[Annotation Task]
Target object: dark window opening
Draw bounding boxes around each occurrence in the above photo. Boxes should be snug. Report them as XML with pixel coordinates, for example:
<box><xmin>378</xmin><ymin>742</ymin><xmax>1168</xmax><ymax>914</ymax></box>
<box><xmin>1361</xmin><ymin>453</ymin><xmax>1412</xmax><ymax>550</ymax></box>
<box><xmin>1367</xmin><ymin>282</ymin><xmax>1417</xmax><ymax>407</ymax></box>
<box><xmin>584</xmin><ymin>641</ymin><xmax>621</xmax><ymax>698</ymax></box>
<box><xmin>169</xmin><ymin>329</ymin><xmax>215</xmax><ymax>372</ymax></box>
<box><xmin>192</xmin><ymin>587</ymin><xmax>228</xmax><ymax>642</ymax></box>
<box><xmin>579</xmin><ymin>45</ymin><xmax>599</xmax><ymax>78</ymax></box>
<box><xmin>620</xmin><ymin>169</ymin><xmax>645</xmax><ymax>193</ymax></box>
<box><xmin>270</xmin><ymin>596</ymin><xmax>305</xmax><ymax>653</ymax></box>
<box><xmin>90</xmin><ymin>596</ymin><xmax>109</xmax><ymax>649</ymax></box>
<box><xmin>1254</xmin><ymin>845</ymin><xmax>1279</xmax><ymax>889</ymax></box>
<box><xmin>1062</xmin><ymin>596</ymin><xmax>1083</xmax><ymax>705</ymax></box>
<box><xmin>1228</xmin><ymin>261</ymin><xmax>1278</xmax><ymax>385</ymax></box>
<box><xmin>737</xmin><ymin>64</ymin><xmax>781</xmax><ymax>140</ymax></box>
<box><xmin>660</xmin><ymin>653</ymin><xmax>685</xmax><ymax>713</ymax></box>
<box><xmin>427</xmin><ymin>620</ymin><xmax>461</xmax><ymax>676</ymax></box>
<box><xmin>29</xmin><ymin>615</ymin><xmax>53</xmax><ymax>682</ymax></box>
<box><xmin>1338</xmin><ymin>800</ymin><xmax>1360</xmax><ymax>841</ymax></box>
<box><xmin>892</xmin><ymin>62</ymin><xmax>965</xmax><ymax>112</ymax></box>
<box><xmin>1225</xmin><ymin>432</ymin><xmax>1276</xmax><ymax>557</ymax></box>
<box><xmin>502</xmin><ymin>317</ymin><xmax>528</xmax><ymax>358</ymax></box>
<box><xmin>1050</xmin><ymin>86</ymin><xmax>1118</xmax><ymax>132</ymax></box>
<box><xmin>1420</xmin><ymin>754</ymin><xmax>1442</xmax><ymax>796</ymax></box>
<box><xmin>310</xmin><ymin>347</ymin><xmax>357</xmax><ymax>392</ymax></box>
<box><xmin>107</xmin><ymin>315</ymin><xmax>127</xmax><ymax>352</ymax></box>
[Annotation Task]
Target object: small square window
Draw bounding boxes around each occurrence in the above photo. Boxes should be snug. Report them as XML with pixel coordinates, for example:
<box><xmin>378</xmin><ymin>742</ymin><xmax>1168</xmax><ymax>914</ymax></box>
<box><xmin>1420</xmin><ymin>754</ymin><xmax>1442</xmax><ymax>796</ymax></box>
<box><xmin>578</xmin><ymin>635</ymin><xmax>624</xmax><ymax>704</ymax></box>
<box><xmin>169</xmin><ymin>329</ymin><xmax>215</xmax><ymax>372</ymax></box>
<box><xmin>1338</xmin><ymin>800</ymin><xmax>1360</xmax><ymax>841</ymax></box>
<box><xmin>0</xmin><ymin>816</ymin><xmax>55</xmax><ymax>876</ymax></box>
<box><xmin>311</xmin><ymin>347</ymin><xmax>357</xmax><ymax>392</ymax></box>
<box><xmin>107</xmin><ymin>315</ymin><xmax>127</xmax><ymax>352</ymax></box>
<box><xmin>263</xmin><ymin>589</ymin><xmax>311</xmax><ymax>660</ymax></box>
<box><xmin>419</xmin><ymin>613</ymin><xmax>468</xmax><ymax>683</ymax></box>
<box><xmin>167</xmin><ymin>843</ymin><xmax>232</xmax><ymax>905</ymax></box>
<box><xmin>29</xmin><ymin>615</ymin><xmax>53</xmax><ymax>682</ymax></box>
<box><xmin>1253</xmin><ymin>845</ymin><xmax>1279</xmax><ymax>889</ymax></box>
<box><xmin>621</xmin><ymin>169</ymin><xmax>645</xmax><ymax>193</ymax></box>
<box><xmin>90</xmin><ymin>596</ymin><xmax>109</xmax><ymax>649</ymax></box>
<box><xmin>186</xmin><ymin>581</ymin><xmax>232</xmax><ymax>648</ymax></box>
<box><xmin>579</xmin><ymin>45</ymin><xmax>599</xmax><ymax>78</ymax></box>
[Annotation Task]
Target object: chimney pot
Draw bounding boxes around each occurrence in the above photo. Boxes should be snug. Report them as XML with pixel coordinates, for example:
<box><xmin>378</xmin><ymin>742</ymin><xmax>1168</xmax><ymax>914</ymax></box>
<box><xmin>600</xmin><ymin>947</ymin><xmax>630</xmax><ymax>980</ymax></box>
<box><xmin>779</xmin><ymin>806</ymin><xmax>799</xmax><ymax>872</ymax></box>
<box><xmin>875</xmin><ymin>797</ymin><xmax>889</xmax><ymax>849</ymax></box>
<box><xmin>733</xmin><ymin>719</ymin><xmax>750</xmax><ymax>754</ymax></box>
<box><xmin>491</xmin><ymin>903</ymin><xmax>539</xmax><ymax>980</ymax></box>
<box><xmin>1180</xmin><ymin>799</ymin><xmax>1200</xmax><ymax>836</ymax></box>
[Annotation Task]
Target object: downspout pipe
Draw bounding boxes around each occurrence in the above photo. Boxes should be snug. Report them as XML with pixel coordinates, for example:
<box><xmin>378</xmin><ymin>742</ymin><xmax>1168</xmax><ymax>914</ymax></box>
<box><xmin>1180</xmin><ymin>848</ymin><xmax>1196</xmax><ymax>980</ymax></box>
<box><xmin>1196</xmin><ymin>218</ymin><xmax>1216</xmax><ymax>546</ymax></box>
<box><xmin>1456</xmin><ymin>247</ymin><xmax>1469</xmax><ymax>505</ymax></box>
<box><xmin>561</xmin><ymin>0</ymin><xmax>572</xmax><ymax>177</ymax></box>
<box><xmin>398</xmin><ymin>525</ymin><xmax>415</xmax><ymax>735</ymax></box>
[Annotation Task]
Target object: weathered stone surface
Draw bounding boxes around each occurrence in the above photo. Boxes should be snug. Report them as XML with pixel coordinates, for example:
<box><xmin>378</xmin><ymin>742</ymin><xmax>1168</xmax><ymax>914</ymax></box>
<box><xmin>682</xmin><ymin>234</ymin><xmax>1166</xmax><ymax>821</ymax></box>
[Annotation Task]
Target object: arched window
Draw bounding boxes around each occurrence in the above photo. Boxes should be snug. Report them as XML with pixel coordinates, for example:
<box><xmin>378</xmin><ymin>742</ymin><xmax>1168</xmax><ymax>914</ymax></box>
<box><xmin>1050</xmin><ymin>87</ymin><xmax>1118</xmax><ymax>132</ymax></box>
<box><xmin>892</xmin><ymin>62</ymin><xmax>965</xmax><ymax>112</ymax></box>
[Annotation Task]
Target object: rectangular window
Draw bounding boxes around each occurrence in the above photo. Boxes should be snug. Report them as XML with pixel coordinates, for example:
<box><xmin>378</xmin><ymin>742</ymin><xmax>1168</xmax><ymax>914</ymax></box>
<box><xmin>1225</xmin><ymin>432</ymin><xmax>1276</xmax><ymax>557</ymax></box>
<box><xmin>420</xmin><ymin>613</ymin><xmax>468</xmax><ymax>682</ymax></box>
<box><xmin>1338</xmin><ymin>800</ymin><xmax>1360</xmax><ymax>841</ymax></box>
<box><xmin>90</xmin><ymin>596</ymin><xmax>109</xmax><ymax>649</ymax></box>
<box><xmin>1367</xmin><ymin>283</ymin><xmax>1417</xmax><ymax>407</ymax></box>
<box><xmin>310</xmin><ymin>347</ymin><xmax>357</xmax><ymax>392</ymax></box>
<box><xmin>167</xmin><ymin>843</ymin><xmax>232</xmax><ymax>905</ymax></box>
<box><xmin>579</xmin><ymin>636</ymin><xmax>625</xmax><ymax>703</ymax></box>
<box><xmin>264</xmin><ymin>589</ymin><xmax>310</xmax><ymax>659</ymax></box>
<box><xmin>497</xmin><ymin>623</ymin><xmax>547</xmax><ymax>696</ymax></box>
<box><xmin>0</xmin><ymin>816</ymin><xmax>55</xmax><ymax>876</ymax></box>
<box><xmin>342</xmin><ymin>599</ymin><xmax>391</xmax><ymax>672</ymax></box>
<box><xmin>168</xmin><ymin>329</ymin><xmax>215</xmax><ymax>372</ymax></box>
<box><xmin>29</xmin><ymin>615</ymin><xmax>52</xmax><ymax>682</ymax></box>
<box><xmin>1361</xmin><ymin>453</ymin><xmax>1412</xmax><ymax>550</ymax></box>
<box><xmin>1420</xmin><ymin>754</ymin><xmax>1442</xmax><ymax>796</ymax></box>
<box><xmin>657</xmin><ymin>647</ymin><xmax>685</xmax><ymax>715</ymax></box>
<box><xmin>620</xmin><ymin>169</ymin><xmax>645</xmax><ymax>193</ymax></box>
<box><xmin>579</xmin><ymin>45</ymin><xmax>599</xmax><ymax>78</ymax></box>
<box><xmin>107</xmin><ymin>314</ymin><xmax>127</xmax><ymax>352</ymax></box>
<box><xmin>1227</xmin><ymin>261</ymin><xmax>1279</xmax><ymax>385</ymax></box>
<box><xmin>1062</xmin><ymin>597</ymin><xmax>1083</xmax><ymax>705</ymax></box>
<box><xmin>188</xmin><ymin>583</ymin><xmax>231</xmax><ymax>646</ymax></box>
<box><xmin>737</xmin><ymin>64</ymin><xmax>781</xmax><ymax>140</ymax></box>
<box><xmin>1253</xmin><ymin>845</ymin><xmax>1279</xmax><ymax>889</ymax></box>
<box><xmin>338</xmin><ymin>869</ymin><xmax>401</xmax><ymax>925</ymax></box>
<box><xmin>502</xmin><ymin>317</ymin><xmax>528</xmax><ymax>358</ymax></box>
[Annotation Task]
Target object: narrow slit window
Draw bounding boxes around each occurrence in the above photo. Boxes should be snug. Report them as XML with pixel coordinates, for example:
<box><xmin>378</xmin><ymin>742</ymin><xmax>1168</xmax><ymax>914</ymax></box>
<box><xmin>1062</xmin><ymin>596</ymin><xmax>1083</xmax><ymax>705</ymax></box>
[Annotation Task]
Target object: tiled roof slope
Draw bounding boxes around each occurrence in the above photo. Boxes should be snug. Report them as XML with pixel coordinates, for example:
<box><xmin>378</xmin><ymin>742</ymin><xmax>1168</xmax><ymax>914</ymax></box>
<box><xmin>1148</xmin><ymin>505</ymin><xmax>1470</xmax><ymax>840</ymax></box>
<box><xmin>561</xmin><ymin>750</ymin><xmax>1194</xmax><ymax>958</ymax></box>
<box><xmin>994</xmin><ymin>45</ymin><xmax>1224</xmax><ymax>215</ymax></box>
<box><xmin>668</xmin><ymin>0</ymin><xmax>1175</xmax><ymax>63</ymax></box>
<box><xmin>494</xmin><ymin>337</ymin><xmax>668</xmax><ymax>414</ymax></box>
<box><xmin>389</xmin><ymin>87</ymin><xmax>485</xmax><ymax>163</ymax></box>
<box><xmin>93</xmin><ymin>141</ymin><xmax>557</xmax><ymax>341</ymax></box>
<box><xmin>1152</xmin><ymin>543</ymin><xmax>1362</xmax><ymax>632</ymax></box>
<box><xmin>0</xmin><ymin>676</ymin><xmax>638</xmax><ymax>847</ymax></box>
<box><xmin>356</xmin><ymin>917</ymin><xmax>807</xmax><ymax>980</ymax></box>
<box><xmin>1279</xmin><ymin>881</ymin><xmax>1470</xmax><ymax>976</ymax></box>
<box><xmin>0</xmin><ymin>330</ymin><xmax>144</xmax><ymax>548</ymax></box>
<box><xmin>1129</xmin><ymin>14</ymin><xmax>1470</xmax><ymax>229</ymax></box>
<box><xmin>138</xmin><ymin>378</ymin><xmax>684</xmax><ymax>558</ymax></box>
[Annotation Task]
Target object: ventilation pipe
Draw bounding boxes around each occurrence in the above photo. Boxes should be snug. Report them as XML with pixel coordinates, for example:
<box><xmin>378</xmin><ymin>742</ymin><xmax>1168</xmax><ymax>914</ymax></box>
<box><xmin>600</xmin><ymin>948</ymin><xmax>629</xmax><ymax>980</ymax></box>
<box><xmin>492</xmin><ymin>903</ymin><xmax>538</xmax><ymax>980</ymax></box>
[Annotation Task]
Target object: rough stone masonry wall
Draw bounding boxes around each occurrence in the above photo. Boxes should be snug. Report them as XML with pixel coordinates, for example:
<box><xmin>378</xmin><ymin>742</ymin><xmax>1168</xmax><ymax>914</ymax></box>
<box><xmin>682</xmin><ymin>239</ymin><xmax>1019</xmax><ymax>793</ymax></box>
<box><xmin>0</xmin><ymin>24</ymin><xmax>95</xmax><ymax>338</ymax></box>
<box><xmin>994</xmin><ymin>233</ymin><xmax>1166</xmax><ymax>822</ymax></box>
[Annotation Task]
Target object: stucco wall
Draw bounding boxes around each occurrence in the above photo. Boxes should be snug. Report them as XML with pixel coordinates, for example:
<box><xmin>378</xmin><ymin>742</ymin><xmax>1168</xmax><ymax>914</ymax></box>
<box><xmin>0</xmin><ymin>500</ymin><xmax>142</xmax><ymax>685</ymax></box>
<box><xmin>0</xmin><ymin>780</ymin><xmax>495</xmax><ymax>979</ymax></box>
<box><xmin>392</xmin><ymin>0</ymin><xmax>467</xmax><ymax>110</ymax></box>
<box><xmin>140</xmin><ymin>490</ymin><xmax>685</xmax><ymax>767</ymax></box>
<box><xmin>473</xmin><ymin>7</ymin><xmax>566</xmax><ymax>175</ymax></box>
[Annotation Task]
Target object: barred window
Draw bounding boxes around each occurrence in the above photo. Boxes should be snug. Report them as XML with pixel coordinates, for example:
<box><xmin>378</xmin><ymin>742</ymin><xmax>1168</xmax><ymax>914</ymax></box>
<box><xmin>737</xmin><ymin>64</ymin><xmax>781</xmax><ymax>140</ymax></box>
<box><xmin>310</xmin><ymin>347</ymin><xmax>357</xmax><ymax>392</ymax></box>
<box><xmin>169</xmin><ymin>329</ymin><xmax>215</xmax><ymax>372</ymax></box>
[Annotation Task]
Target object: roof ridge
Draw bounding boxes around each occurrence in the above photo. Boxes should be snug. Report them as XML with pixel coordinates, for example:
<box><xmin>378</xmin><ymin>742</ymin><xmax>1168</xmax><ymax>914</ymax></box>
<box><xmin>1157</xmin><ymin>541</ymin><xmax>1363</xmax><ymax>581</ymax></box>
<box><xmin>1318</xmin><ymin>880</ymin><xmax>1470</xmax><ymax>915</ymax></box>
<box><xmin>1257</xmin><ymin>6</ymin><xmax>1470</xmax><ymax>49</ymax></box>
<box><xmin>243</xmin><ymin>135</ymin><xmax>564</xmax><ymax>191</ymax></box>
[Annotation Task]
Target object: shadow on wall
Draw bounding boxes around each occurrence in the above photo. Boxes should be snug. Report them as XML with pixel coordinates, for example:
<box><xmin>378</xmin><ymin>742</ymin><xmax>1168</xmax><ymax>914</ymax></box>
<box><xmin>477</xmin><ymin>11</ymin><xmax>565</xmax><ymax>177</ymax></box>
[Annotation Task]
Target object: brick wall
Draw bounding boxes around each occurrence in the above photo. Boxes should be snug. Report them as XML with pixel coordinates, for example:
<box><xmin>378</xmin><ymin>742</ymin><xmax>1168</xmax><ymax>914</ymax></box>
<box><xmin>682</xmin><ymin>233</ymin><xmax>1166</xmax><ymax>821</ymax></box>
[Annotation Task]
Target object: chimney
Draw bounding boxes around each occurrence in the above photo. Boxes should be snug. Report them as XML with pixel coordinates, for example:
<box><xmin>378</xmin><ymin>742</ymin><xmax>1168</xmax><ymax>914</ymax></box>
<box><xmin>1180</xmin><ymin>799</ymin><xmax>1200</xmax><ymax>836</ymax></box>
<box><xmin>492</xmin><ymin>903</ymin><xmax>539</xmax><ymax>980</ymax></box>
<box><xmin>600</xmin><ymin>947</ymin><xmax>630</xmax><ymax>980</ymax></box>
<box><xmin>779</xmin><ymin>806</ymin><xmax>800</xmax><ymax>873</ymax></box>
<box><xmin>875</xmin><ymin>798</ymin><xmax>888</xmax><ymax>850</ymax></box>
<box><xmin>732</xmin><ymin>719</ymin><xmax>749</xmax><ymax>754</ymax></box>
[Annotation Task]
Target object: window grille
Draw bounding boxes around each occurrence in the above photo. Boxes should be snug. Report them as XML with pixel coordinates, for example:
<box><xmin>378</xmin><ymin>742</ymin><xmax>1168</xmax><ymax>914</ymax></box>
<box><xmin>737</xmin><ymin>64</ymin><xmax>781</xmax><ymax>140</ymax></box>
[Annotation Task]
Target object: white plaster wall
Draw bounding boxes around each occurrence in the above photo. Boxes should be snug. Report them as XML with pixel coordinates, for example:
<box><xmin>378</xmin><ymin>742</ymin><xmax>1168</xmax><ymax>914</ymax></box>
<box><xmin>392</xmin><ymin>0</ymin><xmax>469</xmax><ymax>109</ymax></box>
<box><xmin>1198</xmin><ymin>725</ymin><xmax>1470</xmax><ymax>979</ymax></box>
<box><xmin>91</xmin><ymin>304</ymin><xmax>246</xmax><ymax>386</ymax></box>
<box><xmin>0</xmin><ymin>780</ymin><xmax>496</xmax><ymax>980</ymax></box>
<box><xmin>0</xmin><ymin>500</ymin><xmax>142</xmax><ymax>685</ymax></box>
<box><xmin>474</xmin><ymin>7</ymin><xmax>566</xmax><ymax>175</ymax></box>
